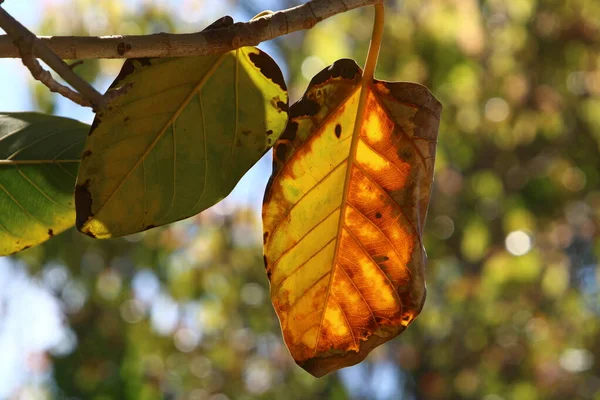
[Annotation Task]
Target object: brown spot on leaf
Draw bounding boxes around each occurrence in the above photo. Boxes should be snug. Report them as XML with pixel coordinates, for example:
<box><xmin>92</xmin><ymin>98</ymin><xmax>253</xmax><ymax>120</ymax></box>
<box><xmin>290</xmin><ymin>97</ymin><xmax>319</xmax><ymax>118</ymax></box>
<box><xmin>81</xmin><ymin>150</ymin><xmax>92</xmax><ymax>160</ymax></box>
<box><xmin>275</xmin><ymin>143</ymin><xmax>289</xmax><ymax>163</ymax></box>
<box><xmin>75</xmin><ymin>179</ymin><xmax>93</xmax><ymax>230</ymax></box>
<box><xmin>280</xmin><ymin>121</ymin><xmax>298</xmax><ymax>141</ymax></box>
<box><xmin>335</xmin><ymin>124</ymin><xmax>342</xmax><ymax>138</ymax></box>
<box><xmin>263</xmin><ymin>255</ymin><xmax>268</xmax><ymax>268</ymax></box>
<box><xmin>373</xmin><ymin>255</ymin><xmax>390</xmax><ymax>264</ymax></box>
<box><xmin>266</xmin><ymin>130</ymin><xmax>273</xmax><ymax>136</ymax></box>
<box><xmin>124</xmin><ymin>116</ymin><xmax>130</xmax><ymax>124</ymax></box>
<box><xmin>109</xmin><ymin>57</ymin><xmax>152</xmax><ymax>95</ymax></box>
<box><xmin>111</xmin><ymin>60</ymin><xmax>136</xmax><ymax>88</ymax></box>
<box><xmin>263</xmin><ymin>231</ymin><xmax>269</xmax><ymax>244</ymax></box>
<box><xmin>48</xmin><ymin>229</ymin><xmax>54</xmax><ymax>237</ymax></box>
<box><xmin>375</xmin><ymin>212</ymin><xmax>382</xmax><ymax>219</ymax></box>
<box><xmin>248</xmin><ymin>50</ymin><xmax>287</xmax><ymax>92</ymax></box>
<box><xmin>308</xmin><ymin>59</ymin><xmax>361</xmax><ymax>88</ymax></box>
<box><xmin>277</xmin><ymin>100</ymin><xmax>288</xmax><ymax>112</ymax></box>
<box><xmin>242</xmin><ymin>130</ymin><xmax>251</xmax><ymax>136</ymax></box>
<box><xmin>382</xmin><ymin>81</ymin><xmax>443</xmax><ymax>118</ymax></box>
<box><xmin>400</xmin><ymin>147</ymin><xmax>413</xmax><ymax>160</ymax></box>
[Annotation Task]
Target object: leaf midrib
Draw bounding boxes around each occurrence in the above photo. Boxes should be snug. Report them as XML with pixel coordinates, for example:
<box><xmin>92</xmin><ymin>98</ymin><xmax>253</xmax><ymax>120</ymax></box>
<box><xmin>0</xmin><ymin>183</ymin><xmax>49</xmax><ymax>229</ymax></box>
<box><xmin>313</xmin><ymin>81</ymin><xmax>372</xmax><ymax>355</ymax></box>
<box><xmin>90</xmin><ymin>53</ymin><xmax>228</xmax><ymax>219</ymax></box>
<box><xmin>266</xmin><ymin>84</ymin><xmax>361</xmax><ymax>249</ymax></box>
<box><xmin>2</xmin><ymin>127</ymin><xmax>83</xmax><ymax>160</ymax></box>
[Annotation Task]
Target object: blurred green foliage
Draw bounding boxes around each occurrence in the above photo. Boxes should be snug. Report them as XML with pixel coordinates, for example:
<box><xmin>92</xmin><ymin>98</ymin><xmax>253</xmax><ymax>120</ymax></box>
<box><xmin>9</xmin><ymin>0</ymin><xmax>600</xmax><ymax>399</ymax></box>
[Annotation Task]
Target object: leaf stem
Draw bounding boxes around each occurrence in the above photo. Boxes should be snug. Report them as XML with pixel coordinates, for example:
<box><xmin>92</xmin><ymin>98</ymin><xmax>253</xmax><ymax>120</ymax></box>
<box><xmin>362</xmin><ymin>3</ymin><xmax>385</xmax><ymax>83</ymax></box>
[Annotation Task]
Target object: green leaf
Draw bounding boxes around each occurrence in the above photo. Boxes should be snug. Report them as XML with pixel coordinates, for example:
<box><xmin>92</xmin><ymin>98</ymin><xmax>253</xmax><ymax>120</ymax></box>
<box><xmin>0</xmin><ymin>112</ymin><xmax>88</xmax><ymax>255</ymax></box>
<box><xmin>75</xmin><ymin>46</ymin><xmax>288</xmax><ymax>238</ymax></box>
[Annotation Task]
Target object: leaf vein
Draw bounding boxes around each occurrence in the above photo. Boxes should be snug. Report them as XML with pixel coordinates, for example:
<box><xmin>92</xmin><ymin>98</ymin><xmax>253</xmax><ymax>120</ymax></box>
<box><xmin>184</xmin><ymin>90</ymin><xmax>208</xmax><ymax>215</ymax></box>
<box><xmin>270</xmin><ymin>205</ymin><xmax>340</xmax><ymax>269</ymax></box>
<box><xmin>0</xmin><ymin>183</ymin><xmax>49</xmax><ymax>228</ymax></box>
<box><xmin>353</xmin><ymin>162</ymin><xmax>423</xmax><ymax>249</ymax></box>
<box><xmin>336</xmin><ymin>260</ymin><xmax>379</xmax><ymax>330</ymax></box>
<box><xmin>0</xmin><ymin>217</ymin><xmax>23</xmax><ymax>239</ymax></box>
<box><xmin>54</xmin><ymin>161</ymin><xmax>77</xmax><ymax>178</ymax></box>
<box><xmin>267</xmin><ymin>158</ymin><xmax>348</xmax><ymax>251</ymax></box>
<box><xmin>342</xmin><ymin>225</ymin><xmax>403</xmax><ymax>312</ymax></box>
<box><xmin>372</xmin><ymin>91</ymin><xmax>429</xmax><ymax>170</ymax></box>
<box><xmin>16</xmin><ymin>167</ymin><xmax>72</xmax><ymax>210</ymax></box>
<box><xmin>285</xmin><ymin>271</ymin><xmax>331</xmax><ymax>323</ymax></box>
<box><xmin>272</xmin><ymin>236</ymin><xmax>336</xmax><ymax>297</ymax></box>
<box><xmin>346</xmin><ymin>202</ymin><xmax>412</xmax><ymax>278</ymax></box>
<box><xmin>52</xmin><ymin>139</ymin><xmax>85</xmax><ymax>161</ymax></box>
<box><xmin>5</xmin><ymin>127</ymin><xmax>72</xmax><ymax>160</ymax></box>
<box><xmin>296</xmin><ymin>323</ymin><xmax>320</xmax><ymax>344</ymax></box>
<box><xmin>89</xmin><ymin>54</ymin><xmax>227</xmax><ymax>219</ymax></box>
<box><xmin>330</xmin><ymin>293</ymin><xmax>357</xmax><ymax>349</ymax></box>
<box><xmin>358</xmin><ymin>137</ymin><xmax>408</xmax><ymax>179</ymax></box>
<box><xmin>229</xmin><ymin>48</ymin><xmax>240</xmax><ymax>175</ymax></box>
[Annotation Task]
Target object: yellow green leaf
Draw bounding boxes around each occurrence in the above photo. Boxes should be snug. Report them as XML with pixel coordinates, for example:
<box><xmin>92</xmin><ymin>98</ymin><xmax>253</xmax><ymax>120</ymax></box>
<box><xmin>75</xmin><ymin>46</ymin><xmax>288</xmax><ymax>238</ymax></box>
<box><xmin>262</xmin><ymin>59</ymin><xmax>442</xmax><ymax>377</ymax></box>
<box><xmin>0</xmin><ymin>113</ymin><xmax>88</xmax><ymax>255</ymax></box>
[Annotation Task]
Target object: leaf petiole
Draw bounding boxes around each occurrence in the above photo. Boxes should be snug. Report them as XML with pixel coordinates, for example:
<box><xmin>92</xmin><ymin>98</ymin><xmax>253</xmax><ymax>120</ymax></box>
<box><xmin>362</xmin><ymin>3</ymin><xmax>385</xmax><ymax>83</ymax></box>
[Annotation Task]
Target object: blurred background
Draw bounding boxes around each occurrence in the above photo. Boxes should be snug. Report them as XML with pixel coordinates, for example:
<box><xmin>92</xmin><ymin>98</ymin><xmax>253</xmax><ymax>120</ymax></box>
<box><xmin>1</xmin><ymin>0</ymin><xmax>599</xmax><ymax>399</ymax></box>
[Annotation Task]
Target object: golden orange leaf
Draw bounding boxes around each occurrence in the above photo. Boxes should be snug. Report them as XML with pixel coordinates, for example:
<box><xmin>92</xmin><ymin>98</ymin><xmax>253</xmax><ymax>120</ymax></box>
<box><xmin>262</xmin><ymin>59</ymin><xmax>442</xmax><ymax>377</ymax></box>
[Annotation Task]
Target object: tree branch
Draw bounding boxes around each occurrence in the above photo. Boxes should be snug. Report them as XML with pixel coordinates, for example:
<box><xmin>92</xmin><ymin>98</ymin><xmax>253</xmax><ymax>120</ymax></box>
<box><xmin>0</xmin><ymin>0</ymin><xmax>382</xmax><ymax>60</ymax></box>
<box><xmin>0</xmin><ymin>6</ymin><xmax>107</xmax><ymax>109</ymax></box>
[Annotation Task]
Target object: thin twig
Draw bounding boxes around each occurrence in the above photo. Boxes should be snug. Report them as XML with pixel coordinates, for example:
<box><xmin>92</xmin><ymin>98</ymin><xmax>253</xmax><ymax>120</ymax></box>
<box><xmin>0</xmin><ymin>6</ymin><xmax>107</xmax><ymax>109</ymax></box>
<box><xmin>0</xmin><ymin>0</ymin><xmax>382</xmax><ymax>59</ymax></box>
<box><xmin>19</xmin><ymin>45</ymin><xmax>92</xmax><ymax>107</ymax></box>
